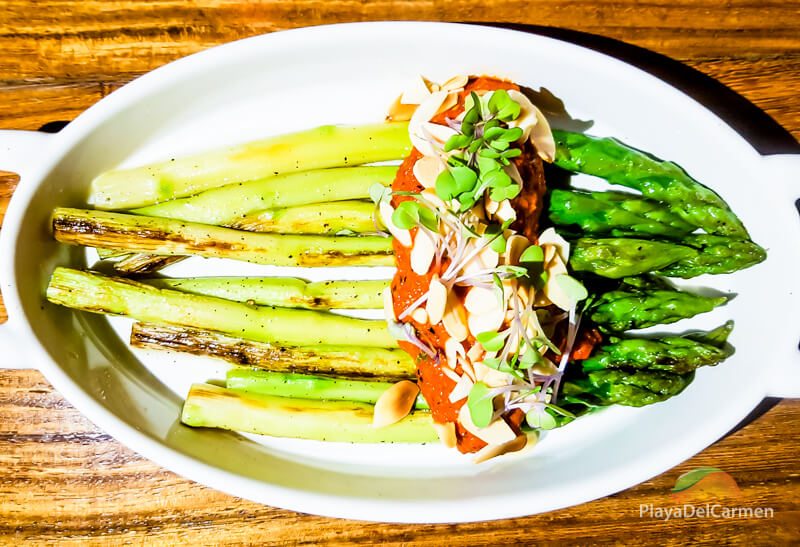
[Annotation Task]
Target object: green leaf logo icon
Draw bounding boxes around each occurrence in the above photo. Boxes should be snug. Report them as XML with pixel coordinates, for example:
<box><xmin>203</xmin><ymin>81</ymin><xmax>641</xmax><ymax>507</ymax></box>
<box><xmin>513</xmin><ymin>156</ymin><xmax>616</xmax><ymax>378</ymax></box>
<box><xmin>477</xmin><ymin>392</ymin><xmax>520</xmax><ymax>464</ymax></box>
<box><xmin>671</xmin><ymin>467</ymin><xmax>724</xmax><ymax>493</ymax></box>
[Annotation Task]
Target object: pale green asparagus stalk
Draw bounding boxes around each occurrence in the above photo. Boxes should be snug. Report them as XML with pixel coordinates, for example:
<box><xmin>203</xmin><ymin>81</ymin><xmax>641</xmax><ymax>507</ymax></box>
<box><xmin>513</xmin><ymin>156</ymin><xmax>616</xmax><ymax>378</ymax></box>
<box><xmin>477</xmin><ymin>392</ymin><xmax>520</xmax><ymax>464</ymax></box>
<box><xmin>144</xmin><ymin>277</ymin><xmax>388</xmax><ymax>309</ymax></box>
<box><xmin>226</xmin><ymin>369</ymin><xmax>429</xmax><ymax>409</ymax></box>
<box><xmin>181</xmin><ymin>383</ymin><xmax>436</xmax><ymax>443</ymax></box>
<box><xmin>53</xmin><ymin>208</ymin><xmax>393</xmax><ymax>267</ymax></box>
<box><xmin>230</xmin><ymin>200</ymin><xmax>377</xmax><ymax>234</ymax></box>
<box><xmin>90</xmin><ymin>123</ymin><xmax>411</xmax><ymax>210</ymax></box>
<box><xmin>132</xmin><ymin>166</ymin><xmax>397</xmax><ymax>226</ymax></box>
<box><xmin>130</xmin><ymin>323</ymin><xmax>415</xmax><ymax>381</ymax></box>
<box><xmin>46</xmin><ymin>268</ymin><xmax>396</xmax><ymax>348</ymax></box>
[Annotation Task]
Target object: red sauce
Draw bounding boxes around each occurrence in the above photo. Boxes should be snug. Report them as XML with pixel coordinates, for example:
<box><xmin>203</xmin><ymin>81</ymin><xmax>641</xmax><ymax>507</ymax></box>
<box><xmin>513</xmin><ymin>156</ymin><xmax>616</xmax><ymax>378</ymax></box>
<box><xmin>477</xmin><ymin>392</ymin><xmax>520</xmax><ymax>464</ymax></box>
<box><xmin>390</xmin><ymin>76</ymin><xmax>548</xmax><ymax>453</ymax></box>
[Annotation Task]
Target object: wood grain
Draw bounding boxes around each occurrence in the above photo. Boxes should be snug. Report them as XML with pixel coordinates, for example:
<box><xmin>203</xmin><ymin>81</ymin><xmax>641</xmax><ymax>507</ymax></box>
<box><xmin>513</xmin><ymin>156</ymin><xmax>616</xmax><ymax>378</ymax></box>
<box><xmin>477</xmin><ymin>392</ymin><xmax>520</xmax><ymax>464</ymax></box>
<box><xmin>0</xmin><ymin>2</ymin><xmax>798</xmax><ymax>544</ymax></box>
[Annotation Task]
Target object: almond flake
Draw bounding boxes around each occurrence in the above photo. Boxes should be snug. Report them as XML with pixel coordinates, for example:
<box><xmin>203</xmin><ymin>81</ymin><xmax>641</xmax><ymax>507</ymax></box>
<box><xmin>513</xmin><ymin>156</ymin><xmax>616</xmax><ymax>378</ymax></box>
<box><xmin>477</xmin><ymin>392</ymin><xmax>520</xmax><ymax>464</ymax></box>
<box><xmin>538</xmin><ymin>227</ymin><xmax>570</xmax><ymax>264</ymax></box>
<box><xmin>441</xmin><ymin>365</ymin><xmax>461</xmax><ymax>383</ymax></box>
<box><xmin>411</xmin><ymin>307</ymin><xmax>429</xmax><ymax>324</ymax></box>
<box><xmin>373</xmin><ymin>380</ymin><xmax>420</xmax><ymax>428</ymax></box>
<box><xmin>386</xmin><ymin>95</ymin><xmax>418</xmax><ymax>122</ymax></box>
<box><xmin>426</xmin><ymin>275</ymin><xmax>447</xmax><ymax>325</ymax></box>
<box><xmin>378</xmin><ymin>201</ymin><xmax>412</xmax><ymax>247</ymax></box>
<box><xmin>506</xmin><ymin>89</ymin><xmax>556</xmax><ymax>162</ymax></box>
<box><xmin>467</xmin><ymin>305</ymin><xmax>505</xmax><ymax>338</ymax></box>
<box><xmin>467</xmin><ymin>343</ymin><xmax>485</xmax><ymax>364</ymax></box>
<box><xmin>448</xmin><ymin>374</ymin><xmax>474</xmax><ymax>403</ymax></box>
<box><xmin>441</xmin><ymin>74</ymin><xmax>468</xmax><ymax>91</ymax></box>
<box><xmin>445</xmin><ymin>336</ymin><xmax>464</xmax><ymax>369</ymax></box>
<box><xmin>458</xmin><ymin>404</ymin><xmax>517</xmax><ymax>446</ymax></box>
<box><xmin>410</xmin><ymin>228</ymin><xmax>436</xmax><ymax>275</ymax></box>
<box><xmin>504</xmin><ymin>234</ymin><xmax>530</xmax><ymax>265</ymax></box>
<box><xmin>472</xmin><ymin>434</ymin><xmax>528</xmax><ymax>464</ymax></box>
<box><xmin>494</xmin><ymin>199</ymin><xmax>517</xmax><ymax>223</ymax></box>
<box><xmin>442</xmin><ymin>291</ymin><xmax>469</xmax><ymax>342</ymax></box>
<box><xmin>433</xmin><ymin>421</ymin><xmax>457</xmax><ymax>449</ymax></box>
<box><xmin>412</xmin><ymin>156</ymin><xmax>444</xmax><ymax>189</ymax></box>
<box><xmin>484</xmin><ymin>198</ymin><xmax>500</xmax><ymax>216</ymax></box>
<box><xmin>400</xmin><ymin>75</ymin><xmax>433</xmax><ymax>105</ymax></box>
<box><xmin>409</xmin><ymin>91</ymin><xmax>449</xmax><ymax>156</ymax></box>
<box><xmin>436</xmin><ymin>91</ymin><xmax>459</xmax><ymax>115</ymax></box>
<box><xmin>464</xmin><ymin>286</ymin><xmax>500</xmax><ymax>315</ymax></box>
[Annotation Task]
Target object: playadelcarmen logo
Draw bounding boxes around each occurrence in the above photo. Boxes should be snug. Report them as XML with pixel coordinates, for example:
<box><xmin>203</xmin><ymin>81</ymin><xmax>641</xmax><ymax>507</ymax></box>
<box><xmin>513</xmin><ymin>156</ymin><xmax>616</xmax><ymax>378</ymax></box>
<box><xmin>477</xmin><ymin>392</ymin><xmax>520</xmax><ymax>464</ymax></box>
<box><xmin>638</xmin><ymin>467</ymin><xmax>774</xmax><ymax>521</ymax></box>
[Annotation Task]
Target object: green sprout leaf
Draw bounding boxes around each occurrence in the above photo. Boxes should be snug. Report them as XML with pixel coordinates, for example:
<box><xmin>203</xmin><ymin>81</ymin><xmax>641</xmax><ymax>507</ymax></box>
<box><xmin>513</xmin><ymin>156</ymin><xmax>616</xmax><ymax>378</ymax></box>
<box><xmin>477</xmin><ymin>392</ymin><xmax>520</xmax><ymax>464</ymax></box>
<box><xmin>368</xmin><ymin>183</ymin><xmax>388</xmax><ymax>205</ymax></box>
<box><xmin>417</xmin><ymin>207</ymin><xmax>439</xmax><ymax>232</ymax></box>
<box><xmin>391</xmin><ymin>201</ymin><xmax>419</xmax><ymax>230</ymax></box>
<box><xmin>451</xmin><ymin>165</ymin><xmax>478</xmax><ymax>194</ymax></box>
<box><xmin>467</xmin><ymin>382</ymin><xmax>494</xmax><ymax>428</ymax></box>
<box><xmin>519</xmin><ymin>346</ymin><xmax>541</xmax><ymax>368</ymax></box>
<box><xmin>519</xmin><ymin>245</ymin><xmax>544</xmax><ymax>264</ymax></box>
<box><xmin>554</xmin><ymin>274</ymin><xmax>588</xmax><ymax>304</ymax></box>
<box><xmin>489</xmin><ymin>183</ymin><xmax>520</xmax><ymax>202</ymax></box>
<box><xmin>526</xmin><ymin>409</ymin><xmax>557</xmax><ymax>430</ymax></box>
<box><xmin>444</xmin><ymin>133</ymin><xmax>471</xmax><ymax>152</ymax></box>
<box><xmin>435</xmin><ymin>170</ymin><xmax>457</xmax><ymax>201</ymax></box>
<box><xmin>476</xmin><ymin>330</ymin><xmax>506</xmax><ymax>352</ymax></box>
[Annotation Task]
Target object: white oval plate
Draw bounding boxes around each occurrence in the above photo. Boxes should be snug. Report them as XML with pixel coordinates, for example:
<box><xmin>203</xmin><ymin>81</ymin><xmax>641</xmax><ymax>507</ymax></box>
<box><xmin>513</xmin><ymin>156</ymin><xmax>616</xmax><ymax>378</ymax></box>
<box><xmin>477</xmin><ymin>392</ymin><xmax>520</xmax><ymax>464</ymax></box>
<box><xmin>0</xmin><ymin>22</ymin><xmax>798</xmax><ymax>523</ymax></box>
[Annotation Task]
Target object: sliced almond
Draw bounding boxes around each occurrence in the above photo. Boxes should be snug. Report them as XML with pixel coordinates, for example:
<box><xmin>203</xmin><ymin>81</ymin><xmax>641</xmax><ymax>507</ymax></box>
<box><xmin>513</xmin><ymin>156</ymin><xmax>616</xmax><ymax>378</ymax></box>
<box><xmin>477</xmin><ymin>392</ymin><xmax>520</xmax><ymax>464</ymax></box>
<box><xmin>467</xmin><ymin>343</ymin><xmax>485</xmax><ymax>364</ymax></box>
<box><xmin>506</xmin><ymin>89</ymin><xmax>555</xmax><ymax>162</ymax></box>
<box><xmin>411</xmin><ymin>307</ymin><xmax>429</xmax><ymax>324</ymax></box>
<box><xmin>482</xmin><ymin>365</ymin><xmax>513</xmax><ymax>388</ymax></box>
<box><xmin>425</xmin><ymin>275</ymin><xmax>447</xmax><ymax>325</ymax></box>
<box><xmin>433</xmin><ymin>421</ymin><xmax>457</xmax><ymax>449</ymax></box>
<box><xmin>412</xmin><ymin>156</ymin><xmax>444</xmax><ymax>189</ymax></box>
<box><xmin>421</xmin><ymin>121</ymin><xmax>458</xmax><ymax>146</ymax></box>
<box><xmin>543</xmin><ymin>253</ymin><xmax>574</xmax><ymax>311</ymax></box>
<box><xmin>373</xmin><ymin>380</ymin><xmax>420</xmax><ymax>428</ymax></box>
<box><xmin>473</xmin><ymin>434</ymin><xmax>528</xmax><ymax>464</ymax></box>
<box><xmin>504</xmin><ymin>162</ymin><xmax>523</xmax><ymax>186</ymax></box>
<box><xmin>409</xmin><ymin>91</ymin><xmax>449</xmax><ymax>156</ymax></box>
<box><xmin>378</xmin><ymin>201</ymin><xmax>412</xmax><ymax>247</ymax></box>
<box><xmin>467</xmin><ymin>305</ymin><xmax>505</xmax><ymax>339</ymax></box>
<box><xmin>421</xmin><ymin>187</ymin><xmax>448</xmax><ymax>211</ymax></box>
<box><xmin>382</xmin><ymin>286</ymin><xmax>396</xmax><ymax>323</ymax></box>
<box><xmin>458</xmin><ymin>404</ymin><xmax>517</xmax><ymax>446</ymax></box>
<box><xmin>460</xmin><ymin>357</ymin><xmax>476</xmax><ymax>382</ymax></box>
<box><xmin>495</xmin><ymin>199</ymin><xmax>517</xmax><ymax>223</ymax></box>
<box><xmin>543</xmin><ymin>244</ymin><xmax>557</xmax><ymax>265</ymax></box>
<box><xmin>444</xmin><ymin>336</ymin><xmax>464</xmax><ymax>369</ymax></box>
<box><xmin>410</xmin><ymin>228</ymin><xmax>436</xmax><ymax>275</ymax></box>
<box><xmin>485</xmin><ymin>198</ymin><xmax>500</xmax><ymax>216</ymax></box>
<box><xmin>386</xmin><ymin>96</ymin><xmax>418</xmax><ymax>122</ymax></box>
<box><xmin>538</xmin><ymin>227</ymin><xmax>570</xmax><ymax>264</ymax></box>
<box><xmin>448</xmin><ymin>373</ymin><xmax>474</xmax><ymax>403</ymax></box>
<box><xmin>441</xmin><ymin>365</ymin><xmax>461</xmax><ymax>383</ymax></box>
<box><xmin>531</xmin><ymin>357</ymin><xmax>558</xmax><ymax>377</ymax></box>
<box><xmin>441</xmin><ymin>74</ymin><xmax>469</xmax><ymax>91</ymax></box>
<box><xmin>436</xmin><ymin>91</ymin><xmax>460</xmax><ymax>116</ymax></box>
<box><xmin>464</xmin><ymin>286</ymin><xmax>501</xmax><ymax>315</ymax></box>
<box><xmin>400</xmin><ymin>75</ymin><xmax>433</xmax><ymax>105</ymax></box>
<box><xmin>442</xmin><ymin>291</ymin><xmax>469</xmax><ymax>342</ymax></box>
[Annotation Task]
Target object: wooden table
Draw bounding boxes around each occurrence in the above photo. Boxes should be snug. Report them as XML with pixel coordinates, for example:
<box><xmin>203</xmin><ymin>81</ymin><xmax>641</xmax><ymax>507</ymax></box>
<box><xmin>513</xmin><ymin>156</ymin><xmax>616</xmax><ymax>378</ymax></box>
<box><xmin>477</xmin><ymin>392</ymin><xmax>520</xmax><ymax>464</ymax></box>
<box><xmin>1</xmin><ymin>2</ymin><xmax>799</xmax><ymax>544</ymax></box>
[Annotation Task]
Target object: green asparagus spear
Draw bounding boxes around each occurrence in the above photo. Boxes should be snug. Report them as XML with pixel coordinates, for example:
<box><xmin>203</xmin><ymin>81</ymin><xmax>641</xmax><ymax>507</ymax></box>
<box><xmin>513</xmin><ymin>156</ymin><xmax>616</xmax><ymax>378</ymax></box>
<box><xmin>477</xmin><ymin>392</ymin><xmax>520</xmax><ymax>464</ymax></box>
<box><xmin>580</xmin><ymin>324</ymin><xmax>734</xmax><ymax>375</ymax></box>
<box><xmin>552</xmin><ymin>130</ymin><xmax>748</xmax><ymax>237</ymax></box>
<box><xmin>182</xmin><ymin>383</ymin><xmax>436</xmax><ymax>443</ymax></box>
<box><xmin>143</xmin><ymin>277</ymin><xmax>387</xmax><ymax>310</ymax></box>
<box><xmin>90</xmin><ymin>123</ymin><xmax>411</xmax><ymax>210</ymax></box>
<box><xmin>569</xmin><ymin>238</ymin><xmax>698</xmax><ymax>278</ymax></box>
<box><xmin>656</xmin><ymin>235</ymin><xmax>767</xmax><ymax>278</ymax></box>
<box><xmin>47</xmin><ymin>268</ymin><xmax>396</xmax><ymax>348</ymax></box>
<box><xmin>562</xmin><ymin>369</ymin><xmax>695</xmax><ymax>407</ymax></box>
<box><xmin>548</xmin><ymin>189</ymin><xmax>695</xmax><ymax>237</ymax></box>
<box><xmin>230</xmin><ymin>200</ymin><xmax>377</xmax><ymax>234</ymax></box>
<box><xmin>53</xmin><ymin>208</ymin><xmax>393</xmax><ymax>267</ymax></box>
<box><xmin>589</xmin><ymin>286</ymin><xmax>727</xmax><ymax>331</ymax></box>
<box><xmin>133</xmin><ymin>166</ymin><xmax>396</xmax><ymax>226</ymax></box>
<box><xmin>130</xmin><ymin>323</ymin><xmax>415</xmax><ymax>381</ymax></box>
<box><xmin>226</xmin><ymin>369</ymin><xmax>428</xmax><ymax>409</ymax></box>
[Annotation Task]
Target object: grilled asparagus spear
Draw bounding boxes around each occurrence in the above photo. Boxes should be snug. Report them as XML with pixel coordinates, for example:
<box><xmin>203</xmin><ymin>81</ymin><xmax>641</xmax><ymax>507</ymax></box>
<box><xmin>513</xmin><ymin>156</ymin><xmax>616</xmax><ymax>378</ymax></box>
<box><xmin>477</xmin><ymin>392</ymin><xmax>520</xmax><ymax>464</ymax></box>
<box><xmin>552</xmin><ymin>130</ymin><xmax>748</xmax><ymax>237</ymax></box>
<box><xmin>131</xmin><ymin>323</ymin><xmax>414</xmax><ymax>381</ymax></box>
<box><xmin>52</xmin><ymin>208</ymin><xmax>393</xmax><ymax>267</ymax></box>
<box><xmin>182</xmin><ymin>383</ymin><xmax>436</xmax><ymax>443</ymax></box>
<box><xmin>90</xmin><ymin>123</ymin><xmax>411</xmax><ymax>209</ymax></box>
<box><xmin>46</xmin><ymin>268</ymin><xmax>395</xmax><ymax>348</ymax></box>
<box><xmin>548</xmin><ymin>189</ymin><xmax>695</xmax><ymax>238</ymax></box>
